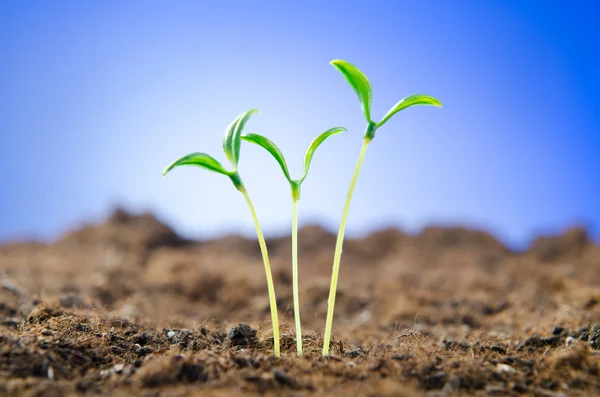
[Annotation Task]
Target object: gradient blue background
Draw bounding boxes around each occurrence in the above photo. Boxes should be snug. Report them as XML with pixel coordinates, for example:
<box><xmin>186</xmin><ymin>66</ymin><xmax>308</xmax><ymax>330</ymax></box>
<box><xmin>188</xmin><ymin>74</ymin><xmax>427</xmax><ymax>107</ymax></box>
<box><xmin>1</xmin><ymin>1</ymin><xmax>599</xmax><ymax>249</ymax></box>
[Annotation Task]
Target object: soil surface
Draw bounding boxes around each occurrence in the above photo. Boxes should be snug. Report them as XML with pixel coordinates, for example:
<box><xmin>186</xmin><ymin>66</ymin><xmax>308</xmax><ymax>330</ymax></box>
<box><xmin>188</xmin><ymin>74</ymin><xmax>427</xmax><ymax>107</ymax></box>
<box><xmin>1</xmin><ymin>208</ymin><xmax>599</xmax><ymax>396</ymax></box>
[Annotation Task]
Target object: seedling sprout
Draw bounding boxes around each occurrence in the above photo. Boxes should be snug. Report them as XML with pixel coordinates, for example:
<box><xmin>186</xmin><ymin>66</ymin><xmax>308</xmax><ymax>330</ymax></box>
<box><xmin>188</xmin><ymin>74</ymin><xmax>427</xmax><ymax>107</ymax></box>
<box><xmin>241</xmin><ymin>127</ymin><xmax>346</xmax><ymax>356</ymax></box>
<box><xmin>160</xmin><ymin>60</ymin><xmax>440</xmax><ymax>358</ymax></box>
<box><xmin>322</xmin><ymin>59</ymin><xmax>442</xmax><ymax>356</ymax></box>
<box><xmin>162</xmin><ymin>109</ymin><xmax>281</xmax><ymax>357</ymax></box>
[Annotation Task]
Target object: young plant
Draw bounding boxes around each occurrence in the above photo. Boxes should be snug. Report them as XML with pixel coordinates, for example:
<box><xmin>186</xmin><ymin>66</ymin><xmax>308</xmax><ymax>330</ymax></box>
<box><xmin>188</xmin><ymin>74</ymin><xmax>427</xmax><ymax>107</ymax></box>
<box><xmin>241</xmin><ymin>127</ymin><xmax>346</xmax><ymax>356</ymax></box>
<box><xmin>162</xmin><ymin>109</ymin><xmax>281</xmax><ymax>357</ymax></box>
<box><xmin>322</xmin><ymin>60</ymin><xmax>442</xmax><ymax>356</ymax></box>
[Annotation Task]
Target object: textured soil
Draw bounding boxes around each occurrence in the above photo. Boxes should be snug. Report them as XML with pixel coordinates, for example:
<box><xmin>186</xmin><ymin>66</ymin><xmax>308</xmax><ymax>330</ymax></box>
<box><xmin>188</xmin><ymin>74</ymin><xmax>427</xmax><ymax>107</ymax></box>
<box><xmin>1</xmin><ymin>208</ymin><xmax>599</xmax><ymax>396</ymax></box>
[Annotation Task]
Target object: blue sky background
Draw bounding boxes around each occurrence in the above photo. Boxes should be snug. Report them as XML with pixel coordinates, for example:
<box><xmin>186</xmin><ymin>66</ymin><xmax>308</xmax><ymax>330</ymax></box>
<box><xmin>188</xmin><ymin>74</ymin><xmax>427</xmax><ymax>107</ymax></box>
<box><xmin>1</xmin><ymin>0</ymin><xmax>598</xmax><ymax>249</ymax></box>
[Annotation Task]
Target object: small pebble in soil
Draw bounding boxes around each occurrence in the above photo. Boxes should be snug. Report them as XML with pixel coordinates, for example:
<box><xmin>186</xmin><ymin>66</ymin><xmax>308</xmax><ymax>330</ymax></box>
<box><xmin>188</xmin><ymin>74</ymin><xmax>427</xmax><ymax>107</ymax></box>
<box><xmin>552</xmin><ymin>326</ymin><xmax>565</xmax><ymax>336</ymax></box>
<box><xmin>495</xmin><ymin>363</ymin><xmax>516</xmax><ymax>374</ymax></box>
<box><xmin>565</xmin><ymin>336</ymin><xmax>574</xmax><ymax>347</ymax></box>
<box><xmin>227</xmin><ymin>323</ymin><xmax>257</xmax><ymax>347</ymax></box>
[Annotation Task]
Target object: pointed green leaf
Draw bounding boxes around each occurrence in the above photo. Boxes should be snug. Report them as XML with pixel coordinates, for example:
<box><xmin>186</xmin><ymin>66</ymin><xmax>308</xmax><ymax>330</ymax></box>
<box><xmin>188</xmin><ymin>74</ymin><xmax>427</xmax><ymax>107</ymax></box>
<box><xmin>241</xmin><ymin>133</ymin><xmax>292</xmax><ymax>183</ymax></box>
<box><xmin>377</xmin><ymin>95</ymin><xmax>442</xmax><ymax>128</ymax></box>
<box><xmin>162</xmin><ymin>152</ymin><xmax>230</xmax><ymax>177</ymax></box>
<box><xmin>222</xmin><ymin>108</ymin><xmax>260</xmax><ymax>168</ymax></box>
<box><xmin>330</xmin><ymin>59</ymin><xmax>373</xmax><ymax>122</ymax></box>
<box><xmin>300</xmin><ymin>127</ymin><xmax>346</xmax><ymax>182</ymax></box>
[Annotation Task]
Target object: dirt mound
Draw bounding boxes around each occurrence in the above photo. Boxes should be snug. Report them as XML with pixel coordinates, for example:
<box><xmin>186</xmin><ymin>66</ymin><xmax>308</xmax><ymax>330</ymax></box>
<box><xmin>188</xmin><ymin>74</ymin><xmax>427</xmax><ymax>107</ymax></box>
<box><xmin>1</xmin><ymin>212</ymin><xmax>599</xmax><ymax>396</ymax></box>
<box><xmin>529</xmin><ymin>226</ymin><xmax>592</xmax><ymax>262</ymax></box>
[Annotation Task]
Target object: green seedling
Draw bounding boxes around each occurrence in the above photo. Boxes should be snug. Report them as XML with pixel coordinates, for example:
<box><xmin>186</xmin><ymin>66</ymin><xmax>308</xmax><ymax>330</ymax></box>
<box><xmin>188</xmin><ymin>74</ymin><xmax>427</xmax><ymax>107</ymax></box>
<box><xmin>242</xmin><ymin>127</ymin><xmax>346</xmax><ymax>356</ymax></box>
<box><xmin>322</xmin><ymin>60</ymin><xmax>442</xmax><ymax>356</ymax></box>
<box><xmin>162</xmin><ymin>109</ymin><xmax>281</xmax><ymax>357</ymax></box>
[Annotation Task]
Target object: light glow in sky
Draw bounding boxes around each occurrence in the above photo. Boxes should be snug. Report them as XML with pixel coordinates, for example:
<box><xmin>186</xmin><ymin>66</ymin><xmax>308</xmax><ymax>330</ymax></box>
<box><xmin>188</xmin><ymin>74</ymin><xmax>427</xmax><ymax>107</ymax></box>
<box><xmin>1</xmin><ymin>1</ymin><xmax>598</xmax><ymax>249</ymax></box>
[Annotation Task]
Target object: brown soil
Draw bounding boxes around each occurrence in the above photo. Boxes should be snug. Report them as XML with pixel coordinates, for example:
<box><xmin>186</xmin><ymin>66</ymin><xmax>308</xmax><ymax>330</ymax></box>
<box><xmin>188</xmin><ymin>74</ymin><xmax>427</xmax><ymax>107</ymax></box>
<box><xmin>1</xmin><ymin>208</ymin><xmax>599</xmax><ymax>396</ymax></box>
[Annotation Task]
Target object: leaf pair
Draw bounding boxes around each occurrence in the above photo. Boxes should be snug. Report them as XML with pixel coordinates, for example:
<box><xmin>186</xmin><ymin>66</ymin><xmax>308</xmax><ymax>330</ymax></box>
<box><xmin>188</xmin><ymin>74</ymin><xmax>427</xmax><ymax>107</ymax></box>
<box><xmin>321</xmin><ymin>59</ymin><xmax>442</xmax><ymax>356</ymax></box>
<box><xmin>330</xmin><ymin>60</ymin><xmax>442</xmax><ymax>136</ymax></box>
<box><xmin>162</xmin><ymin>107</ymin><xmax>283</xmax><ymax>357</ymax></box>
<box><xmin>162</xmin><ymin>109</ymin><xmax>259</xmax><ymax>189</ymax></box>
<box><xmin>242</xmin><ymin>127</ymin><xmax>346</xmax><ymax>200</ymax></box>
<box><xmin>241</xmin><ymin>125</ymin><xmax>345</xmax><ymax>356</ymax></box>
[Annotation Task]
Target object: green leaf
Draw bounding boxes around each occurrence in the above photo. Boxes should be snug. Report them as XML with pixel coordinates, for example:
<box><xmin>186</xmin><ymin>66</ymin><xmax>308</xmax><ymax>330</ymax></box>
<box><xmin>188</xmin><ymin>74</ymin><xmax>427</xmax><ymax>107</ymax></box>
<box><xmin>330</xmin><ymin>59</ymin><xmax>373</xmax><ymax>122</ymax></box>
<box><xmin>377</xmin><ymin>95</ymin><xmax>442</xmax><ymax>128</ymax></box>
<box><xmin>222</xmin><ymin>108</ymin><xmax>260</xmax><ymax>168</ymax></box>
<box><xmin>162</xmin><ymin>152</ymin><xmax>230</xmax><ymax>177</ymax></box>
<box><xmin>241</xmin><ymin>133</ymin><xmax>292</xmax><ymax>183</ymax></box>
<box><xmin>299</xmin><ymin>127</ymin><xmax>346</xmax><ymax>182</ymax></box>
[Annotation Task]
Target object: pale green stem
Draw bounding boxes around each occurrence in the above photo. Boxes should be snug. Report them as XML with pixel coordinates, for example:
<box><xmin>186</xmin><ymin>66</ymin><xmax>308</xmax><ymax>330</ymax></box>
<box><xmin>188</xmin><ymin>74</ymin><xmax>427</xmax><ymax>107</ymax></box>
<box><xmin>240</xmin><ymin>187</ymin><xmax>280</xmax><ymax>357</ymax></box>
<box><xmin>322</xmin><ymin>138</ymin><xmax>370</xmax><ymax>356</ymax></box>
<box><xmin>292</xmin><ymin>198</ymin><xmax>303</xmax><ymax>356</ymax></box>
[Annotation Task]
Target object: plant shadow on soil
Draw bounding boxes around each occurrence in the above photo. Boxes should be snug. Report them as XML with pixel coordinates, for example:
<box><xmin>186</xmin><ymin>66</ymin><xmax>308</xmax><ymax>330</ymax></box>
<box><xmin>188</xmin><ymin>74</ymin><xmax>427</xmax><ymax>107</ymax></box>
<box><xmin>0</xmin><ymin>208</ymin><xmax>599</xmax><ymax>396</ymax></box>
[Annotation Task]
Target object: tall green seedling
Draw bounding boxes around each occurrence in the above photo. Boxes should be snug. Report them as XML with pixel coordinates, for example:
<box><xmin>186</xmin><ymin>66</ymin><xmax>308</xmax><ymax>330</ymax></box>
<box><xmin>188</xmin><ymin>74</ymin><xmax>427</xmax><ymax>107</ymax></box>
<box><xmin>162</xmin><ymin>109</ymin><xmax>281</xmax><ymax>357</ymax></box>
<box><xmin>242</xmin><ymin>127</ymin><xmax>346</xmax><ymax>356</ymax></box>
<box><xmin>322</xmin><ymin>60</ymin><xmax>442</xmax><ymax>356</ymax></box>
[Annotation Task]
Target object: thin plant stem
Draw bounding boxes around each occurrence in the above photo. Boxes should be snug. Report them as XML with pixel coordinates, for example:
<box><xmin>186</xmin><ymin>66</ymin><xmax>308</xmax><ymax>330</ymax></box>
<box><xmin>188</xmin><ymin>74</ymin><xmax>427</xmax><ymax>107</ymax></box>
<box><xmin>292</xmin><ymin>198</ymin><xmax>302</xmax><ymax>356</ymax></box>
<box><xmin>240</xmin><ymin>187</ymin><xmax>280</xmax><ymax>357</ymax></box>
<box><xmin>322</xmin><ymin>138</ymin><xmax>370</xmax><ymax>356</ymax></box>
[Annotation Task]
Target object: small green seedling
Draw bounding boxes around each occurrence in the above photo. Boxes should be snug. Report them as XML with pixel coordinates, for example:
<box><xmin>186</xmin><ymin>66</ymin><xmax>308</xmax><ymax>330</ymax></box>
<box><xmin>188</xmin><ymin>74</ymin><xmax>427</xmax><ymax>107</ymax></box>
<box><xmin>322</xmin><ymin>60</ymin><xmax>442</xmax><ymax>356</ymax></box>
<box><xmin>242</xmin><ymin>127</ymin><xmax>346</xmax><ymax>356</ymax></box>
<box><xmin>162</xmin><ymin>109</ymin><xmax>281</xmax><ymax>357</ymax></box>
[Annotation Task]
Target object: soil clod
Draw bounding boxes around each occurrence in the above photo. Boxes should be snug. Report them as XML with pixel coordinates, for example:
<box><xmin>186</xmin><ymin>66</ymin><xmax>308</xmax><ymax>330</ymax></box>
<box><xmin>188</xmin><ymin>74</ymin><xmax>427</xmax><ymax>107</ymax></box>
<box><xmin>227</xmin><ymin>323</ymin><xmax>257</xmax><ymax>347</ymax></box>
